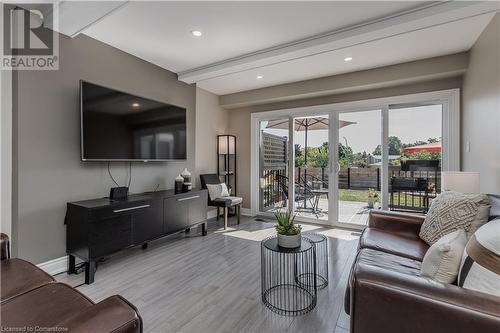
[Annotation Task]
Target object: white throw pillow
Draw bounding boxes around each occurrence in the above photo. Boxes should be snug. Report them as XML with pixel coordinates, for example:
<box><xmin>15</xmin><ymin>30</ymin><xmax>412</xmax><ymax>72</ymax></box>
<box><xmin>420</xmin><ymin>230</ymin><xmax>468</xmax><ymax>283</ymax></box>
<box><xmin>206</xmin><ymin>183</ymin><xmax>230</xmax><ymax>201</ymax></box>
<box><xmin>458</xmin><ymin>219</ymin><xmax>500</xmax><ymax>297</ymax></box>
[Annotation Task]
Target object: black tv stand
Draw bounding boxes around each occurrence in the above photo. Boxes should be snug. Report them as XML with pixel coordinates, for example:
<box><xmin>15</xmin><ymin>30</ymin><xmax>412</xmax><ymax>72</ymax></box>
<box><xmin>65</xmin><ymin>189</ymin><xmax>208</xmax><ymax>284</ymax></box>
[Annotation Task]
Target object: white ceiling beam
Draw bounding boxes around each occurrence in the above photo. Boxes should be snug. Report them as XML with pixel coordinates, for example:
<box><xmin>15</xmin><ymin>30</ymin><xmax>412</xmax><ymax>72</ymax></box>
<box><xmin>178</xmin><ymin>1</ymin><xmax>498</xmax><ymax>84</ymax></box>
<box><xmin>46</xmin><ymin>1</ymin><xmax>129</xmax><ymax>38</ymax></box>
<box><xmin>219</xmin><ymin>52</ymin><xmax>469</xmax><ymax>109</ymax></box>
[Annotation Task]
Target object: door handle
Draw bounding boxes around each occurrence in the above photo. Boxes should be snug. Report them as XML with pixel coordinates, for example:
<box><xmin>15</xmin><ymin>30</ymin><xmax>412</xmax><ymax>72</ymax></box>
<box><xmin>177</xmin><ymin>195</ymin><xmax>200</xmax><ymax>202</ymax></box>
<box><xmin>113</xmin><ymin>204</ymin><xmax>150</xmax><ymax>213</ymax></box>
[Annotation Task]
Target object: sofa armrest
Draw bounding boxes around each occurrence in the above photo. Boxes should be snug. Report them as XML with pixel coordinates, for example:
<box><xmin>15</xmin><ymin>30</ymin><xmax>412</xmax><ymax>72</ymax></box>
<box><xmin>58</xmin><ymin>295</ymin><xmax>142</xmax><ymax>333</ymax></box>
<box><xmin>1</xmin><ymin>233</ymin><xmax>10</xmax><ymax>260</ymax></box>
<box><xmin>368</xmin><ymin>210</ymin><xmax>425</xmax><ymax>237</ymax></box>
<box><xmin>351</xmin><ymin>264</ymin><xmax>500</xmax><ymax>333</ymax></box>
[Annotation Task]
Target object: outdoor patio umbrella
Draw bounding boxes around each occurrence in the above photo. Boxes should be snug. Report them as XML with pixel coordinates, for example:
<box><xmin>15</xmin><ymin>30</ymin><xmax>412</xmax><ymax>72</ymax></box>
<box><xmin>265</xmin><ymin>117</ymin><xmax>356</xmax><ymax>208</ymax></box>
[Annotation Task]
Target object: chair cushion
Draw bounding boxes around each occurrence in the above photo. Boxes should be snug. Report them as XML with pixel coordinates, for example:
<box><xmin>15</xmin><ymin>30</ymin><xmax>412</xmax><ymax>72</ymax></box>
<box><xmin>213</xmin><ymin>196</ymin><xmax>243</xmax><ymax>207</ymax></box>
<box><xmin>1</xmin><ymin>258</ymin><xmax>55</xmax><ymax>303</ymax></box>
<box><xmin>1</xmin><ymin>283</ymin><xmax>94</xmax><ymax>329</ymax></box>
<box><xmin>360</xmin><ymin>228</ymin><xmax>429</xmax><ymax>261</ymax></box>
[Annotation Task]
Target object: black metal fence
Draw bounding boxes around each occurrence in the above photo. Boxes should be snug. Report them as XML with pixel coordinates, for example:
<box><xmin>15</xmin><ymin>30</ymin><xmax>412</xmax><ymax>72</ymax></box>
<box><xmin>260</xmin><ymin>165</ymin><xmax>440</xmax><ymax>213</ymax></box>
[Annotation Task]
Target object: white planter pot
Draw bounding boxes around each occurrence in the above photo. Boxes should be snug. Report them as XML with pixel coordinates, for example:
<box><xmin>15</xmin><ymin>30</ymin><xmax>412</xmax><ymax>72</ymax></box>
<box><xmin>277</xmin><ymin>233</ymin><xmax>301</xmax><ymax>248</ymax></box>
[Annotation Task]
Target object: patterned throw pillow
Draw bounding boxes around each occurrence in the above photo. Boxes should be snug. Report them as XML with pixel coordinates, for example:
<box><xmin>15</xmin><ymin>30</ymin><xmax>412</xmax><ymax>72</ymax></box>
<box><xmin>419</xmin><ymin>191</ymin><xmax>490</xmax><ymax>245</ymax></box>
<box><xmin>458</xmin><ymin>219</ymin><xmax>500</xmax><ymax>297</ymax></box>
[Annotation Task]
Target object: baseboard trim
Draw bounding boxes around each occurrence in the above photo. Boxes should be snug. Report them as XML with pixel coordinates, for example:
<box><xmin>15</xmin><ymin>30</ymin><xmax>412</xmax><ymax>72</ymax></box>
<box><xmin>207</xmin><ymin>207</ymin><xmax>254</xmax><ymax>218</ymax></box>
<box><xmin>37</xmin><ymin>256</ymin><xmax>68</xmax><ymax>275</ymax></box>
<box><xmin>241</xmin><ymin>208</ymin><xmax>254</xmax><ymax>216</ymax></box>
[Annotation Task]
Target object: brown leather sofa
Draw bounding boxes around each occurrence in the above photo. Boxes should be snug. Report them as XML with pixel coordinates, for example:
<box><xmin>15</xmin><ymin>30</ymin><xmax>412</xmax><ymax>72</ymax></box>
<box><xmin>345</xmin><ymin>210</ymin><xmax>500</xmax><ymax>333</ymax></box>
<box><xmin>0</xmin><ymin>233</ymin><xmax>143</xmax><ymax>333</ymax></box>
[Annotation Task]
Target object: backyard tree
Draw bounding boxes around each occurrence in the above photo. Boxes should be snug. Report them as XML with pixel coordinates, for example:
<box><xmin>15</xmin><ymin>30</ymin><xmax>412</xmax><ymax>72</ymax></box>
<box><xmin>373</xmin><ymin>136</ymin><xmax>402</xmax><ymax>155</ymax></box>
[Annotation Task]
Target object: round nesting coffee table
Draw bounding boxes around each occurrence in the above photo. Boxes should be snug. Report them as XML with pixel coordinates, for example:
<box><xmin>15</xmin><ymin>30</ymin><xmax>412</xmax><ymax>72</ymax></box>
<box><xmin>301</xmin><ymin>232</ymin><xmax>328</xmax><ymax>289</ymax></box>
<box><xmin>260</xmin><ymin>236</ymin><xmax>317</xmax><ymax>316</ymax></box>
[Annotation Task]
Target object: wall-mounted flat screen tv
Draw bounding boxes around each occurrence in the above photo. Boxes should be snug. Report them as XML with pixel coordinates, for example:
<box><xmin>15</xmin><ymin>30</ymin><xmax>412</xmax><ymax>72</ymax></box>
<box><xmin>80</xmin><ymin>81</ymin><xmax>187</xmax><ymax>161</ymax></box>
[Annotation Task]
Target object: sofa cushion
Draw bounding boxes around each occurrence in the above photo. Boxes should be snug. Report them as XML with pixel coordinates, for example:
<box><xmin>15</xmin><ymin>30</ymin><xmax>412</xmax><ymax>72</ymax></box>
<box><xmin>420</xmin><ymin>230</ymin><xmax>468</xmax><ymax>283</ymax></box>
<box><xmin>1</xmin><ymin>283</ymin><xmax>94</xmax><ymax>329</ymax></box>
<box><xmin>355</xmin><ymin>248</ymin><xmax>422</xmax><ymax>275</ymax></box>
<box><xmin>1</xmin><ymin>258</ymin><xmax>55</xmax><ymax>303</ymax></box>
<box><xmin>360</xmin><ymin>228</ymin><xmax>429</xmax><ymax>261</ymax></box>
<box><xmin>344</xmin><ymin>248</ymin><xmax>422</xmax><ymax>314</ymax></box>
<box><xmin>419</xmin><ymin>191</ymin><xmax>490</xmax><ymax>245</ymax></box>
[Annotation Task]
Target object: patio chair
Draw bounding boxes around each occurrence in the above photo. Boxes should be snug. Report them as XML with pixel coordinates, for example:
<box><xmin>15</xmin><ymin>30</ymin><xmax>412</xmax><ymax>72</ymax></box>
<box><xmin>276</xmin><ymin>174</ymin><xmax>319</xmax><ymax>212</ymax></box>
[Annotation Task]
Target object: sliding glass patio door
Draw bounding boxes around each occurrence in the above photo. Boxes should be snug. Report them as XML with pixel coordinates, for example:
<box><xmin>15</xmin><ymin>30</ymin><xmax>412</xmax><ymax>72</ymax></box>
<box><xmin>258</xmin><ymin>118</ymin><xmax>290</xmax><ymax>213</ymax></box>
<box><xmin>387</xmin><ymin>103</ymin><xmax>443</xmax><ymax>214</ymax></box>
<box><xmin>332</xmin><ymin>109</ymin><xmax>383</xmax><ymax>228</ymax></box>
<box><xmin>253</xmin><ymin>90</ymin><xmax>457</xmax><ymax>229</ymax></box>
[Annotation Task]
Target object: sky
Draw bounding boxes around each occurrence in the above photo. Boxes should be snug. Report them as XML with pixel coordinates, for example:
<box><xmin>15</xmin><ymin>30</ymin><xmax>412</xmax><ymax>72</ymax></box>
<box><xmin>262</xmin><ymin>105</ymin><xmax>442</xmax><ymax>154</ymax></box>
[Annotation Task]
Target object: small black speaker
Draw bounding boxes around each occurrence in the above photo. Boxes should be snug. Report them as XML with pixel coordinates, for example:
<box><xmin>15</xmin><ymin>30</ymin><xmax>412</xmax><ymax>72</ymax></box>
<box><xmin>110</xmin><ymin>187</ymin><xmax>129</xmax><ymax>200</ymax></box>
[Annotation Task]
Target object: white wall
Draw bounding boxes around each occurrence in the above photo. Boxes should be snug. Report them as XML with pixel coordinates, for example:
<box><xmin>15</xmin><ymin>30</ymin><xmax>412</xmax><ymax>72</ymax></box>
<box><xmin>462</xmin><ymin>14</ymin><xmax>500</xmax><ymax>194</ymax></box>
<box><xmin>195</xmin><ymin>87</ymin><xmax>229</xmax><ymax>176</ymax></box>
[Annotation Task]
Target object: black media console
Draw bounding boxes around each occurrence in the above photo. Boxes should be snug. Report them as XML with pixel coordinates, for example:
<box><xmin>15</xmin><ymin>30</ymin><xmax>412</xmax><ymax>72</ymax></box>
<box><xmin>65</xmin><ymin>189</ymin><xmax>208</xmax><ymax>284</ymax></box>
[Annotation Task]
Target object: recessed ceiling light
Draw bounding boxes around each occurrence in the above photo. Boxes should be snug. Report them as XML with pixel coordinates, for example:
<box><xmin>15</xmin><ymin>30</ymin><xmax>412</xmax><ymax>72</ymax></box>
<box><xmin>132</xmin><ymin>103</ymin><xmax>140</xmax><ymax>107</ymax></box>
<box><xmin>256</xmin><ymin>75</ymin><xmax>263</xmax><ymax>79</ymax></box>
<box><xmin>344</xmin><ymin>56</ymin><xmax>353</xmax><ymax>62</ymax></box>
<box><xmin>191</xmin><ymin>30</ymin><xmax>202</xmax><ymax>37</ymax></box>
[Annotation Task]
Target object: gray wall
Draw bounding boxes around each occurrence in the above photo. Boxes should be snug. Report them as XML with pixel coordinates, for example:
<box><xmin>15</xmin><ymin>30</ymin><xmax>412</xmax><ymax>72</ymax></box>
<box><xmin>12</xmin><ymin>33</ymin><xmax>196</xmax><ymax>263</ymax></box>
<box><xmin>462</xmin><ymin>14</ymin><xmax>500</xmax><ymax>194</ymax></box>
<box><xmin>1</xmin><ymin>69</ymin><xmax>13</xmax><ymax>238</ymax></box>
<box><xmin>195</xmin><ymin>87</ymin><xmax>228</xmax><ymax>175</ymax></box>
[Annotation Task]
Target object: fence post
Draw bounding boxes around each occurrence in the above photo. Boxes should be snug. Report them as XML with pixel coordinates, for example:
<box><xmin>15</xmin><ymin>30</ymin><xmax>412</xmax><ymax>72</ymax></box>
<box><xmin>377</xmin><ymin>168</ymin><xmax>380</xmax><ymax>191</ymax></box>
<box><xmin>347</xmin><ymin>167</ymin><xmax>351</xmax><ymax>189</ymax></box>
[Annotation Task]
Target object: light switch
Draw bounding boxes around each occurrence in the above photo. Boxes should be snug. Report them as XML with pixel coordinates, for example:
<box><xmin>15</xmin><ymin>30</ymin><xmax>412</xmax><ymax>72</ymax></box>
<box><xmin>466</xmin><ymin>141</ymin><xmax>471</xmax><ymax>152</ymax></box>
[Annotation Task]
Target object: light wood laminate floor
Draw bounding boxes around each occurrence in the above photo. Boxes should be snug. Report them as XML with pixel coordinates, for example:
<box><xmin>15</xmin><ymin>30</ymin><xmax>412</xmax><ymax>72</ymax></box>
<box><xmin>56</xmin><ymin>216</ymin><xmax>360</xmax><ymax>333</ymax></box>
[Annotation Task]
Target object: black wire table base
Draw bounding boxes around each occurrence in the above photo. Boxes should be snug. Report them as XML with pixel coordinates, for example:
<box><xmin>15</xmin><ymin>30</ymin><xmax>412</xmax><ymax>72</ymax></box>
<box><xmin>261</xmin><ymin>236</ymin><xmax>317</xmax><ymax>316</ymax></box>
<box><xmin>262</xmin><ymin>284</ymin><xmax>316</xmax><ymax>316</ymax></box>
<box><xmin>302</xmin><ymin>232</ymin><xmax>329</xmax><ymax>289</ymax></box>
<box><xmin>296</xmin><ymin>272</ymin><xmax>328</xmax><ymax>290</ymax></box>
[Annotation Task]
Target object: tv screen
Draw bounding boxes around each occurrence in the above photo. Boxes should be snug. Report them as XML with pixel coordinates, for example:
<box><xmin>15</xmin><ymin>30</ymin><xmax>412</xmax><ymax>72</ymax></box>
<box><xmin>80</xmin><ymin>81</ymin><xmax>187</xmax><ymax>161</ymax></box>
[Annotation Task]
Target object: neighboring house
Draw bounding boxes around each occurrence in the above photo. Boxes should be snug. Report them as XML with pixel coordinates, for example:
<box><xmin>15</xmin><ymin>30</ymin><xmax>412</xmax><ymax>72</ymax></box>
<box><xmin>403</xmin><ymin>142</ymin><xmax>442</xmax><ymax>154</ymax></box>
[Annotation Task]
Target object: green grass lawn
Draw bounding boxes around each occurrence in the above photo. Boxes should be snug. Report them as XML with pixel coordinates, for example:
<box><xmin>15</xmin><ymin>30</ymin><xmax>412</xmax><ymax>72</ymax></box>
<box><xmin>339</xmin><ymin>189</ymin><xmax>376</xmax><ymax>202</ymax></box>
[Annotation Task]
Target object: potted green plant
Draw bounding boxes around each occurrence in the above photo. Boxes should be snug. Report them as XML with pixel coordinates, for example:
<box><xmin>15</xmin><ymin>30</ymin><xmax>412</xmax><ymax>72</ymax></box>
<box><xmin>274</xmin><ymin>209</ymin><xmax>302</xmax><ymax>248</ymax></box>
<box><xmin>367</xmin><ymin>189</ymin><xmax>379</xmax><ymax>208</ymax></box>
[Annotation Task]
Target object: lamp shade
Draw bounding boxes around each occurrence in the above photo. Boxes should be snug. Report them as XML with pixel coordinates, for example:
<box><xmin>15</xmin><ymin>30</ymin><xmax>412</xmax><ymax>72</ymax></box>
<box><xmin>218</xmin><ymin>135</ymin><xmax>236</xmax><ymax>155</ymax></box>
<box><xmin>441</xmin><ymin>171</ymin><xmax>480</xmax><ymax>193</ymax></box>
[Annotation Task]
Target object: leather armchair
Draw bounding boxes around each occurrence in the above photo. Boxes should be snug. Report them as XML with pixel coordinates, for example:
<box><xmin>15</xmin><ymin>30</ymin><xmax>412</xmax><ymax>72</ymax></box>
<box><xmin>1</xmin><ymin>233</ymin><xmax>142</xmax><ymax>333</ymax></box>
<box><xmin>1</xmin><ymin>233</ymin><xmax>10</xmax><ymax>260</ymax></box>
<box><xmin>345</xmin><ymin>211</ymin><xmax>500</xmax><ymax>333</ymax></box>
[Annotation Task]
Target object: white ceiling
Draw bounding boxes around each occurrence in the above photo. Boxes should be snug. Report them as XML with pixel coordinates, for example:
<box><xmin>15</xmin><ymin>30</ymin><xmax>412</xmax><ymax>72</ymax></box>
<box><xmin>56</xmin><ymin>1</ymin><xmax>499</xmax><ymax>95</ymax></box>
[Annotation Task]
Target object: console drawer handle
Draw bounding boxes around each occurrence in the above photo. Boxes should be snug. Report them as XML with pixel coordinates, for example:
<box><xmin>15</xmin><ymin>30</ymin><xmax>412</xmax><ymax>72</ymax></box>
<box><xmin>177</xmin><ymin>195</ymin><xmax>200</xmax><ymax>202</ymax></box>
<box><xmin>113</xmin><ymin>205</ymin><xmax>150</xmax><ymax>213</ymax></box>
